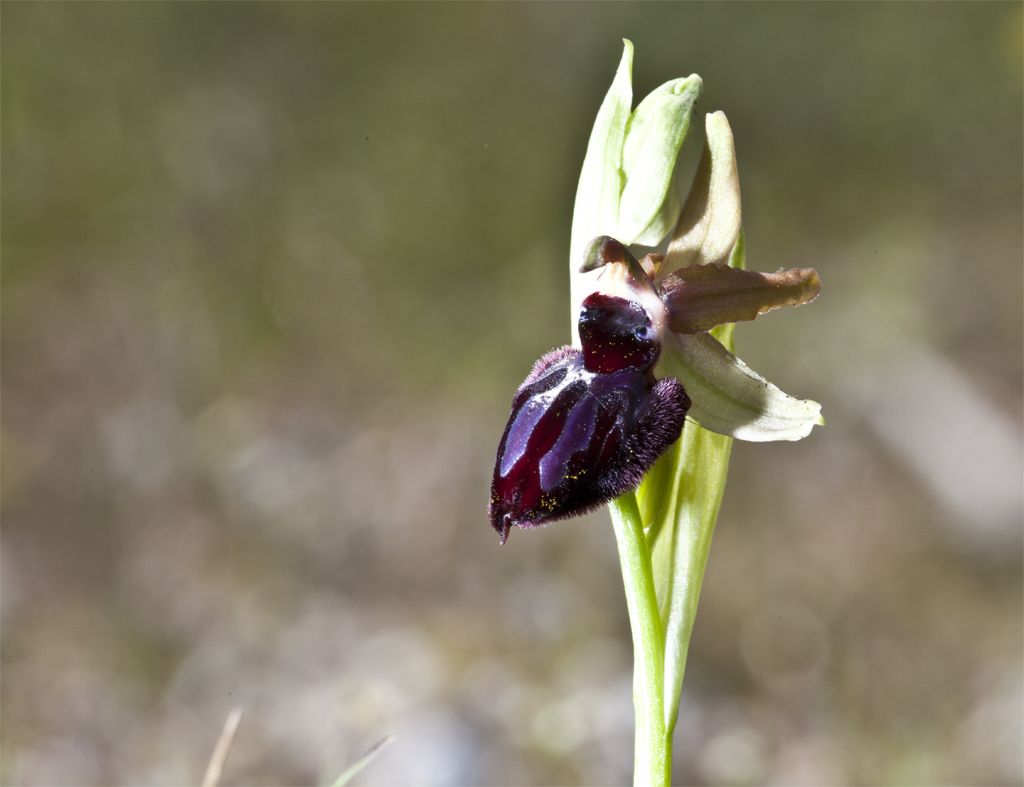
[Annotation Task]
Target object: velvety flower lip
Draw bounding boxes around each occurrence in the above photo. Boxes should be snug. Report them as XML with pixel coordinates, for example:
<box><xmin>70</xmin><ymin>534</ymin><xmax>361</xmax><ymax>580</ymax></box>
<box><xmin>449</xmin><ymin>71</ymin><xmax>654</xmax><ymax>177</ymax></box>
<box><xmin>488</xmin><ymin>295</ymin><xmax>689</xmax><ymax>544</ymax></box>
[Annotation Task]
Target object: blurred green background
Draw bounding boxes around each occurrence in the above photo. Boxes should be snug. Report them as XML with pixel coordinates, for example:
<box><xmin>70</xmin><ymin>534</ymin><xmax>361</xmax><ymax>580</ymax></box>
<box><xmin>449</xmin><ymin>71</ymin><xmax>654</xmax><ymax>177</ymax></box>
<box><xmin>2</xmin><ymin>3</ymin><xmax>1022</xmax><ymax>785</ymax></box>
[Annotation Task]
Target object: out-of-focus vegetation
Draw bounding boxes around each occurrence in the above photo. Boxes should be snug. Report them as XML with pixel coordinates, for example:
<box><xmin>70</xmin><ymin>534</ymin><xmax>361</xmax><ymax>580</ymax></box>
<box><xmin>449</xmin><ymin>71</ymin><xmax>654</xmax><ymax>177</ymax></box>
<box><xmin>2</xmin><ymin>4</ymin><xmax>1021</xmax><ymax>785</ymax></box>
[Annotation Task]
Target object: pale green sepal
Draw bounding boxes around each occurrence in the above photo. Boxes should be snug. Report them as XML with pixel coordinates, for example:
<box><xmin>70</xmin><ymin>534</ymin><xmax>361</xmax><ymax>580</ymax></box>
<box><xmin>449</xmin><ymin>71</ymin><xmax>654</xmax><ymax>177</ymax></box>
<box><xmin>664</xmin><ymin>111</ymin><xmax>742</xmax><ymax>273</ymax></box>
<box><xmin>618</xmin><ymin>75</ymin><xmax>702</xmax><ymax>246</ymax></box>
<box><xmin>658</xmin><ymin>331</ymin><xmax>824</xmax><ymax>441</ymax></box>
<box><xmin>569</xmin><ymin>40</ymin><xmax>633</xmax><ymax>344</ymax></box>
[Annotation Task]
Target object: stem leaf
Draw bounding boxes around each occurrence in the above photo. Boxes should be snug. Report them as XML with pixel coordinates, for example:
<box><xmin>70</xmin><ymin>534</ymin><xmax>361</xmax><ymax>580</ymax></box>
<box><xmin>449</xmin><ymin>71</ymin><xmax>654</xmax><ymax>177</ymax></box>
<box><xmin>637</xmin><ymin>238</ymin><xmax>744</xmax><ymax>737</ymax></box>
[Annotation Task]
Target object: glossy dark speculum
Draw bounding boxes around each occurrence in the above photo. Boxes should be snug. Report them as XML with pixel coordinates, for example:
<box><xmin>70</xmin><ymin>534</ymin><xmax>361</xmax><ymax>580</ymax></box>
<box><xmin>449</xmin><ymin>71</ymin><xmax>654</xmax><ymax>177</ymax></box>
<box><xmin>578</xmin><ymin>293</ymin><xmax>660</xmax><ymax>374</ymax></box>
<box><xmin>489</xmin><ymin>293</ymin><xmax>690</xmax><ymax>544</ymax></box>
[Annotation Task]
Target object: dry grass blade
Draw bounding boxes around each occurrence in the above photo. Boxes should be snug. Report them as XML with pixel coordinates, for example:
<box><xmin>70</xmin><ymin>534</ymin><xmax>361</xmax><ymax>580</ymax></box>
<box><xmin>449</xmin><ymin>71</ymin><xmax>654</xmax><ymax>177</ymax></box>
<box><xmin>201</xmin><ymin>708</ymin><xmax>244</xmax><ymax>787</ymax></box>
<box><xmin>330</xmin><ymin>735</ymin><xmax>396</xmax><ymax>787</ymax></box>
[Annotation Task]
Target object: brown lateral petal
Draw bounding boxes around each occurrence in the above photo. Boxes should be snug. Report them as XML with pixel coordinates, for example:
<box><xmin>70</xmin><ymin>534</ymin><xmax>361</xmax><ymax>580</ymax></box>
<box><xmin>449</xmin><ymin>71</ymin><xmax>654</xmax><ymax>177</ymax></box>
<box><xmin>660</xmin><ymin>263</ymin><xmax>821</xmax><ymax>334</ymax></box>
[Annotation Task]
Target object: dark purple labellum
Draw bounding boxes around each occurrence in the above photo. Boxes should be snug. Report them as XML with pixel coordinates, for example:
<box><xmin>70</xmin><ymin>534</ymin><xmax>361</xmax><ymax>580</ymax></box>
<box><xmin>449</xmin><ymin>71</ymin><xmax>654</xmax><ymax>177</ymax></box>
<box><xmin>489</xmin><ymin>293</ymin><xmax>690</xmax><ymax>544</ymax></box>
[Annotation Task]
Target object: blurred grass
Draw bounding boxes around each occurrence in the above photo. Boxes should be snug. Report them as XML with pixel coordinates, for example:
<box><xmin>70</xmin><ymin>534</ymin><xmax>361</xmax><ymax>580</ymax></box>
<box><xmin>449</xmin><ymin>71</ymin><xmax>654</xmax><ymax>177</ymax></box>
<box><xmin>2</xmin><ymin>3</ymin><xmax>1022</xmax><ymax>785</ymax></box>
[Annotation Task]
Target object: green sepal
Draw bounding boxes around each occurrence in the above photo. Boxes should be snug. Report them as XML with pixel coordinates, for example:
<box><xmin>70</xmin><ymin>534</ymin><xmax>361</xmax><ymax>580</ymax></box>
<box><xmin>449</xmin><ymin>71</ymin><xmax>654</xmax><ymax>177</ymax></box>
<box><xmin>618</xmin><ymin>75</ymin><xmax>702</xmax><ymax>246</ymax></box>
<box><xmin>638</xmin><ymin>410</ymin><xmax>732</xmax><ymax>733</ymax></box>
<box><xmin>658</xmin><ymin>331</ymin><xmax>824</xmax><ymax>442</ymax></box>
<box><xmin>664</xmin><ymin>111</ymin><xmax>742</xmax><ymax>273</ymax></box>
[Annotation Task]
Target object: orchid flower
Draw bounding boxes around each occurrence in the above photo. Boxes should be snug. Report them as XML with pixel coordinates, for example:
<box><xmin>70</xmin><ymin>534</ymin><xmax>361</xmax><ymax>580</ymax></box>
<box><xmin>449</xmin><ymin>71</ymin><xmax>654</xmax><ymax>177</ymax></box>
<box><xmin>489</xmin><ymin>40</ymin><xmax>824</xmax><ymax>786</ymax></box>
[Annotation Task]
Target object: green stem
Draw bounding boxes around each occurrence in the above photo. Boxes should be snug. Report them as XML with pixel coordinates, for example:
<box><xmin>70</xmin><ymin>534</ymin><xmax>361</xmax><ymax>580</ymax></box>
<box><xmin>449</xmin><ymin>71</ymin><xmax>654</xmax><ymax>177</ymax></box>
<box><xmin>609</xmin><ymin>492</ymin><xmax>671</xmax><ymax>787</ymax></box>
